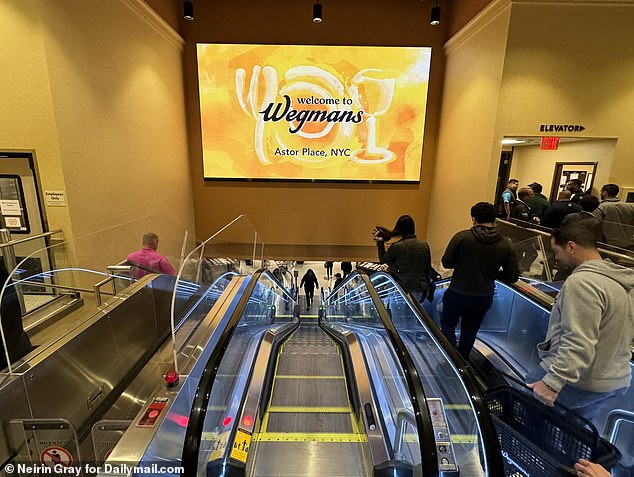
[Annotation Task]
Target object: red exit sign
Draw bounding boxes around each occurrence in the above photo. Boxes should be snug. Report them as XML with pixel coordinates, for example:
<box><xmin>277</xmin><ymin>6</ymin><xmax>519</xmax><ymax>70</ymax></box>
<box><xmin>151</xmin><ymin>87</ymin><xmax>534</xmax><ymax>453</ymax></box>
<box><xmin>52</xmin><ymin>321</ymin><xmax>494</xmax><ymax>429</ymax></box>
<box><xmin>541</xmin><ymin>137</ymin><xmax>560</xmax><ymax>150</ymax></box>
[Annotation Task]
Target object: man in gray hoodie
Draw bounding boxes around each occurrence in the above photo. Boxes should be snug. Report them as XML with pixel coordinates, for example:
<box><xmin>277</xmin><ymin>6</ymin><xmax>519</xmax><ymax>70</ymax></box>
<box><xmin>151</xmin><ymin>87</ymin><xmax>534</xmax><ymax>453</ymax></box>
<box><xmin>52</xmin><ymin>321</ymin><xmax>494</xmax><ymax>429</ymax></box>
<box><xmin>527</xmin><ymin>223</ymin><xmax>634</xmax><ymax>420</ymax></box>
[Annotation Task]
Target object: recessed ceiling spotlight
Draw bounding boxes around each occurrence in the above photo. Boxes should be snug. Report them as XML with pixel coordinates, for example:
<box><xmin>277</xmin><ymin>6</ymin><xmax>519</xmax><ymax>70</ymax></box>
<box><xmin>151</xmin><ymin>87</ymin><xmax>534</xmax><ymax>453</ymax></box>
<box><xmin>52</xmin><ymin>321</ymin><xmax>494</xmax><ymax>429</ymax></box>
<box><xmin>313</xmin><ymin>1</ymin><xmax>322</xmax><ymax>23</ymax></box>
<box><xmin>430</xmin><ymin>1</ymin><xmax>440</xmax><ymax>26</ymax></box>
<box><xmin>184</xmin><ymin>0</ymin><xmax>194</xmax><ymax>21</ymax></box>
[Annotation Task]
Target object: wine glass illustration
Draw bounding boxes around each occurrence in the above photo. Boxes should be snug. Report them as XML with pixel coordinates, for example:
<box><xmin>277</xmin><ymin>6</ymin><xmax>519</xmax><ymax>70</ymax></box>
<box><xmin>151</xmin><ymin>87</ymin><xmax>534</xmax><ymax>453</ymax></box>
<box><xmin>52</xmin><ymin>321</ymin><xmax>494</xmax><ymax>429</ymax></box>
<box><xmin>348</xmin><ymin>69</ymin><xmax>396</xmax><ymax>164</ymax></box>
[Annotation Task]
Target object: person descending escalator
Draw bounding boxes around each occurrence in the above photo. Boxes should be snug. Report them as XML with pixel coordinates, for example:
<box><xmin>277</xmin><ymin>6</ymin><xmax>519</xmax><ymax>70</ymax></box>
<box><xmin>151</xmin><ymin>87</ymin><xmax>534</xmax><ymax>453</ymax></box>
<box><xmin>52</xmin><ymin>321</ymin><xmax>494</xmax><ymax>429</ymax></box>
<box><xmin>440</xmin><ymin>202</ymin><xmax>520</xmax><ymax>359</ymax></box>
<box><xmin>299</xmin><ymin>269</ymin><xmax>319</xmax><ymax>310</ymax></box>
<box><xmin>373</xmin><ymin>214</ymin><xmax>432</xmax><ymax>303</ymax></box>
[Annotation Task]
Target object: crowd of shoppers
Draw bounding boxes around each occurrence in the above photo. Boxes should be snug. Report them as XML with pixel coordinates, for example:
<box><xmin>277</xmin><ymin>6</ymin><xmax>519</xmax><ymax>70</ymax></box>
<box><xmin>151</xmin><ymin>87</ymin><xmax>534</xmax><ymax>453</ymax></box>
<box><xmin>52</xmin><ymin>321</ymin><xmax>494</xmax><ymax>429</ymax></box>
<box><xmin>369</xmin><ymin>203</ymin><xmax>632</xmax><ymax>428</ymax></box>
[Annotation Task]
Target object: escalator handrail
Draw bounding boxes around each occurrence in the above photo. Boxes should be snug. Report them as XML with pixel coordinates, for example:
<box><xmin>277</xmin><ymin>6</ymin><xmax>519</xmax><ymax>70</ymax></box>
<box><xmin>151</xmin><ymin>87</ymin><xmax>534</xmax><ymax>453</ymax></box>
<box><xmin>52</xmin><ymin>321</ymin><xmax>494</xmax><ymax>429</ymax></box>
<box><xmin>369</xmin><ymin>270</ymin><xmax>506</xmax><ymax>477</ymax></box>
<box><xmin>180</xmin><ymin>269</ymin><xmax>265</xmax><ymax>476</ymax></box>
<box><xmin>499</xmin><ymin>218</ymin><xmax>634</xmax><ymax>263</ymax></box>
<box><xmin>261</xmin><ymin>268</ymin><xmax>297</xmax><ymax>303</ymax></box>
<box><xmin>355</xmin><ymin>270</ymin><xmax>440</xmax><ymax>477</ymax></box>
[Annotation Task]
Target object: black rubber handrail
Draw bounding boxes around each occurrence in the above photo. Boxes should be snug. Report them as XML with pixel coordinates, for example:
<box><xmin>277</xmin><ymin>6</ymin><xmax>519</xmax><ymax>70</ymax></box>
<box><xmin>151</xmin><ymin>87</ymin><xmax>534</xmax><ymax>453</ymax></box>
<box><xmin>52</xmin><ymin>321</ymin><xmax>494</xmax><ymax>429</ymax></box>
<box><xmin>369</xmin><ymin>270</ymin><xmax>506</xmax><ymax>477</ymax></box>
<box><xmin>180</xmin><ymin>270</ymin><xmax>265</xmax><ymax>476</ymax></box>
<box><xmin>354</xmin><ymin>270</ymin><xmax>439</xmax><ymax>477</ymax></box>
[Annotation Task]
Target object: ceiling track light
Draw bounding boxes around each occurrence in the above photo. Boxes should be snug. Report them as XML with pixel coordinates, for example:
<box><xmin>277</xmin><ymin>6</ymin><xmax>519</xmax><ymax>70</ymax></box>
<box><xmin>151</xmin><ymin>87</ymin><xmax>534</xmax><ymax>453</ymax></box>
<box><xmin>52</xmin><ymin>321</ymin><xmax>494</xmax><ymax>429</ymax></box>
<box><xmin>430</xmin><ymin>2</ymin><xmax>440</xmax><ymax>26</ymax></box>
<box><xmin>313</xmin><ymin>1</ymin><xmax>322</xmax><ymax>23</ymax></box>
<box><xmin>184</xmin><ymin>0</ymin><xmax>194</xmax><ymax>21</ymax></box>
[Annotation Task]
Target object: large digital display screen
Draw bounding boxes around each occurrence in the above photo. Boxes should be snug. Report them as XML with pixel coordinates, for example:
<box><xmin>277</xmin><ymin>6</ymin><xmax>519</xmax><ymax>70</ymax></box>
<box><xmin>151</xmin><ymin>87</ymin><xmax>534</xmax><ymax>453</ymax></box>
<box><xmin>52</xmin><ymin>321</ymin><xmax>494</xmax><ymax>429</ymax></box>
<box><xmin>197</xmin><ymin>44</ymin><xmax>431</xmax><ymax>182</ymax></box>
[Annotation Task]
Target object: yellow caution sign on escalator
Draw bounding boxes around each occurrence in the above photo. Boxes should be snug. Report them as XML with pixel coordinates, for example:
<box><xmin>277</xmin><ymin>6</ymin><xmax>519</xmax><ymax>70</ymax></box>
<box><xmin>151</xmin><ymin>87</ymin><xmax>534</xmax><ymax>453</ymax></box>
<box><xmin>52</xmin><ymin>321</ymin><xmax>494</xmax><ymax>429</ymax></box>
<box><xmin>230</xmin><ymin>428</ymin><xmax>252</xmax><ymax>463</ymax></box>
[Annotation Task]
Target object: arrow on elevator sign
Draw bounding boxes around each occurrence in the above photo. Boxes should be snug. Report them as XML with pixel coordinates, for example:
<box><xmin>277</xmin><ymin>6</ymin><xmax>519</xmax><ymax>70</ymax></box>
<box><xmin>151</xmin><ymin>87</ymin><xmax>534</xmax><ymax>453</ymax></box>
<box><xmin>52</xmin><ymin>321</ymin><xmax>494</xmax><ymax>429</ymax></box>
<box><xmin>230</xmin><ymin>429</ymin><xmax>252</xmax><ymax>463</ymax></box>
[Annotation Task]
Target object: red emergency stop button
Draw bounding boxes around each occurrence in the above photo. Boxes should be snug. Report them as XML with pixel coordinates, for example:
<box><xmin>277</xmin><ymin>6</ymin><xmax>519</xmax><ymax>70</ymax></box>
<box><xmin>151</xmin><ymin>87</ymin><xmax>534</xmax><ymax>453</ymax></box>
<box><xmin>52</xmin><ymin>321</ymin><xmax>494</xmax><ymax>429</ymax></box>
<box><xmin>165</xmin><ymin>371</ymin><xmax>179</xmax><ymax>387</ymax></box>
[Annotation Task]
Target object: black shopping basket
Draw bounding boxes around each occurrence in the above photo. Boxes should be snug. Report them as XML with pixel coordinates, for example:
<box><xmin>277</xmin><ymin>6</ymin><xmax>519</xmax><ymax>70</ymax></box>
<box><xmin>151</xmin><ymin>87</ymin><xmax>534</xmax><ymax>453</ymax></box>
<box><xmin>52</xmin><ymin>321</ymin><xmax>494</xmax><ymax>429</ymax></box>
<box><xmin>485</xmin><ymin>386</ymin><xmax>621</xmax><ymax>477</ymax></box>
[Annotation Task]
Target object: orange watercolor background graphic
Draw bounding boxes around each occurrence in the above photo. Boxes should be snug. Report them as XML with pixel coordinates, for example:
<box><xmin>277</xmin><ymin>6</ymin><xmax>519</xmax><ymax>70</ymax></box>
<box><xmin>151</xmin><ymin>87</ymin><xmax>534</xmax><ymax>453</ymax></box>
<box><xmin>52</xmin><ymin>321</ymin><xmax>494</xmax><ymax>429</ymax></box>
<box><xmin>197</xmin><ymin>44</ymin><xmax>431</xmax><ymax>181</ymax></box>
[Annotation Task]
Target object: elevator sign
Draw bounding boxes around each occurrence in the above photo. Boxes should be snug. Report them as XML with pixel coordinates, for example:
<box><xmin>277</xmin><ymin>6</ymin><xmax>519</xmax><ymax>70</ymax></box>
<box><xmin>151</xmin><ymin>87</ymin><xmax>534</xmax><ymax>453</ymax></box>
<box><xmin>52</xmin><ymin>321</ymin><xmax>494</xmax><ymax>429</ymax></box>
<box><xmin>539</xmin><ymin>124</ymin><xmax>585</xmax><ymax>132</ymax></box>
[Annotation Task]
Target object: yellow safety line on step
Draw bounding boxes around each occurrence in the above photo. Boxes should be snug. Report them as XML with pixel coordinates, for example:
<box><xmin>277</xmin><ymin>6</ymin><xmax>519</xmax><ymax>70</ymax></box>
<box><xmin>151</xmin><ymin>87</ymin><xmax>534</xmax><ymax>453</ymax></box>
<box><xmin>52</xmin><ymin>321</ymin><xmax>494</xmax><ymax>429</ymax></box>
<box><xmin>260</xmin><ymin>411</ymin><xmax>270</xmax><ymax>434</ymax></box>
<box><xmin>255</xmin><ymin>432</ymin><xmax>368</xmax><ymax>443</ymax></box>
<box><xmin>274</xmin><ymin>375</ymin><xmax>344</xmax><ymax>379</ymax></box>
<box><xmin>335</xmin><ymin>350</ymin><xmax>361</xmax><ymax>435</ymax></box>
<box><xmin>267</xmin><ymin>406</ymin><xmax>351</xmax><ymax>413</ymax></box>
<box><xmin>258</xmin><ymin>325</ymin><xmax>366</xmax><ymax>444</ymax></box>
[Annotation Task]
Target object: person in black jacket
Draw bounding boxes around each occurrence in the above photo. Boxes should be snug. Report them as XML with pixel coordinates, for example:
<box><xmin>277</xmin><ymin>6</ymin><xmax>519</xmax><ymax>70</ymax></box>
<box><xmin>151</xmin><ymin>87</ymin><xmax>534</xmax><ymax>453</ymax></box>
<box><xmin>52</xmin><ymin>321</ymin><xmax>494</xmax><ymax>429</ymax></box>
<box><xmin>565</xmin><ymin>178</ymin><xmax>587</xmax><ymax>205</ymax></box>
<box><xmin>373</xmin><ymin>215</ymin><xmax>432</xmax><ymax>302</ymax></box>
<box><xmin>0</xmin><ymin>260</ymin><xmax>32</xmax><ymax>370</ymax></box>
<box><xmin>440</xmin><ymin>202</ymin><xmax>519</xmax><ymax>359</ymax></box>
<box><xmin>510</xmin><ymin>187</ymin><xmax>540</xmax><ymax>224</ymax></box>
<box><xmin>541</xmin><ymin>190</ymin><xmax>581</xmax><ymax>229</ymax></box>
<box><xmin>340</xmin><ymin>261</ymin><xmax>352</xmax><ymax>278</ymax></box>
<box><xmin>511</xmin><ymin>187</ymin><xmax>540</xmax><ymax>273</ymax></box>
<box><xmin>299</xmin><ymin>269</ymin><xmax>319</xmax><ymax>310</ymax></box>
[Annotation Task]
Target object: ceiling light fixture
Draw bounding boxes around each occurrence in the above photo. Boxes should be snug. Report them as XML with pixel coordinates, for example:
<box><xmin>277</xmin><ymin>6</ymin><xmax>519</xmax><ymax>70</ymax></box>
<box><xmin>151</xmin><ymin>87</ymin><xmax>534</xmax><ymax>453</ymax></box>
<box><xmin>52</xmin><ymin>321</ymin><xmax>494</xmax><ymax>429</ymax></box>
<box><xmin>313</xmin><ymin>1</ymin><xmax>322</xmax><ymax>23</ymax></box>
<box><xmin>430</xmin><ymin>1</ymin><xmax>440</xmax><ymax>26</ymax></box>
<box><xmin>183</xmin><ymin>0</ymin><xmax>194</xmax><ymax>21</ymax></box>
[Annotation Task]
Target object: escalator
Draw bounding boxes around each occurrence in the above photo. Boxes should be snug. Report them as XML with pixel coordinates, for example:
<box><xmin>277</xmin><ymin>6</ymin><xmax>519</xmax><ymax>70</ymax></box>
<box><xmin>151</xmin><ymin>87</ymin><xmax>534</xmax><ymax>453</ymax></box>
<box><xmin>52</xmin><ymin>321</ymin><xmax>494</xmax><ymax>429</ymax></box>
<box><xmin>72</xmin><ymin>259</ymin><xmax>629</xmax><ymax>476</ymax></box>
<box><xmin>0</xmin><ymin>270</ymin><xmax>234</xmax><ymax>472</ymax></box>
<box><xmin>172</xmin><ymin>270</ymin><xmax>503</xmax><ymax>477</ymax></box>
<box><xmin>99</xmin><ymin>267</ymin><xmax>521</xmax><ymax>476</ymax></box>
<box><xmin>248</xmin><ymin>319</ymin><xmax>370</xmax><ymax>476</ymax></box>
<box><xmin>418</xmin><ymin>275</ymin><xmax>634</xmax><ymax>477</ymax></box>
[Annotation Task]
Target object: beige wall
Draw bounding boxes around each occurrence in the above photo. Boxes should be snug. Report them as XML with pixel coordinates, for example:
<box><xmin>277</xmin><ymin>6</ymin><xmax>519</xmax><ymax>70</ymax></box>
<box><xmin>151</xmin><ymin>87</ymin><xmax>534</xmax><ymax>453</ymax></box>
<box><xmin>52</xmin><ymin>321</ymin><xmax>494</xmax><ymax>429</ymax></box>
<box><xmin>0</xmin><ymin>0</ymin><xmax>71</xmax><ymax>238</ymax></box>
<box><xmin>182</xmin><ymin>0</ymin><xmax>451</xmax><ymax>261</ymax></box>
<box><xmin>0</xmin><ymin>0</ymin><xmax>195</xmax><ymax>266</ymax></box>
<box><xmin>495</xmin><ymin>1</ymin><xmax>634</xmax><ymax>194</ymax></box>
<box><xmin>429</xmin><ymin>0</ymin><xmax>634</xmax><ymax>257</ymax></box>
<box><xmin>509</xmin><ymin>139</ymin><xmax>616</xmax><ymax>200</ymax></box>
<box><xmin>428</xmin><ymin>1</ymin><xmax>512</xmax><ymax>255</ymax></box>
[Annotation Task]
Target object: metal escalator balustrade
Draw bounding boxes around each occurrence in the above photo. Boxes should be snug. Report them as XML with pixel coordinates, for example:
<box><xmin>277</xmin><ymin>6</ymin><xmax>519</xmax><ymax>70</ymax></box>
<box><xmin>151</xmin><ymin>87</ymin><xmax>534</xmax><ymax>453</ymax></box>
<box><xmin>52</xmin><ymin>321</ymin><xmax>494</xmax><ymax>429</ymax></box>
<box><xmin>99</xmin><ymin>273</ymin><xmax>260</xmax><ymax>474</ymax></box>
<box><xmin>1</xmin><ymin>270</ymin><xmax>236</xmax><ymax>473</ymax></box>
<box><xmin>180</xmin><ymin>269</ymin><xmax>264</xmax><ymax>475</ymax></box>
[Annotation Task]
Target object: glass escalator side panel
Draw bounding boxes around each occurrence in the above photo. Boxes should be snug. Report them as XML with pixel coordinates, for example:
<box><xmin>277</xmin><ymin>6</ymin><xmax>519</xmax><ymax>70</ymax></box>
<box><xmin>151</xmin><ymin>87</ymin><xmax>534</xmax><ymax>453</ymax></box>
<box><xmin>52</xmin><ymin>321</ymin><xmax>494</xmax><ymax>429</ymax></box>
<box><xmin>370</xmin><ymin>272</ymin><xmax>491</xmax><ymax>476</ymax></box>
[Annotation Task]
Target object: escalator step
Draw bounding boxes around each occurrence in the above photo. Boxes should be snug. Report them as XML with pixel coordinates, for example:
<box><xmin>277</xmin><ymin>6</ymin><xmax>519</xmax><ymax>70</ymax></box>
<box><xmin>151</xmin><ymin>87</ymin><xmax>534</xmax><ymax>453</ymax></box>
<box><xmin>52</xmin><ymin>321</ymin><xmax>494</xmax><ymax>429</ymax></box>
<box><xmin>265</xmin><ymin>411</ymin><xmax>353</xmax><ymax>433</ymax></box>
<box><xmin>275</xmin><ymin>354</ymin><xmax>343</xmax><ymax>376</ymax></box>
<box><xmin>270</xmin><ymin>378</ymin><xmax>348</xmax><ymax>407</ymax></box>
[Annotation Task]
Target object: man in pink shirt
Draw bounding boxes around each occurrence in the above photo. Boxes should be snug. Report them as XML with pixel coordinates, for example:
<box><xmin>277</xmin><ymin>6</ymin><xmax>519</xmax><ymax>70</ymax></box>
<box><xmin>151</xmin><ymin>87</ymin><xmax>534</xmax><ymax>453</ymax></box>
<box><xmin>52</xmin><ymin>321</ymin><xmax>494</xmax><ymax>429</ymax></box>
<box><xmin>126</xmin><ymin>232</ymin><xmax>176</xmax><ymax>279</ymax></box>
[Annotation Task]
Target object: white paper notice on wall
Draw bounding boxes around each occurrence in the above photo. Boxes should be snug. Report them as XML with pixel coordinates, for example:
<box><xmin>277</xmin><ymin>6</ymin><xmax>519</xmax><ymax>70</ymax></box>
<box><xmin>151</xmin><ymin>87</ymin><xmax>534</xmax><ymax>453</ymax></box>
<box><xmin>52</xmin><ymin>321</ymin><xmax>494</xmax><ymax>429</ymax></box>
<box><xmin>0</xmin><ymin>200</ymin><xmax>21</xmax><ymax>215</ymax></box>
<box><xmin>4</xmin><ymin>216</ymin><xmax>22</xmax><ymax>228</ymax></box>
<box><xmin>45</xmin><ymin>191</ymin><xmax>66</xmax><ymax>207</ymax></box>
